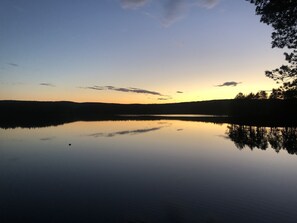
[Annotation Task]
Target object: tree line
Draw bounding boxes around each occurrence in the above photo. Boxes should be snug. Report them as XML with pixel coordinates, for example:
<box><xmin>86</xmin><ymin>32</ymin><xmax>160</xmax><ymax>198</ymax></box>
<box><xmin>234</xmin><ymin>88</ymin><xmax>297</xmax><ymax>100</ymax></box>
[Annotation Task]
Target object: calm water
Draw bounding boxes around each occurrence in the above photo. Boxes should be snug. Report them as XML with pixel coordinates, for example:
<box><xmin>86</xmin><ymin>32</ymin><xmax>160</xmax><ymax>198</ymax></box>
<box><xmin>1</xmin><ymin>120</ymin><xmax>297</xmax><ymax>223</ymax></box>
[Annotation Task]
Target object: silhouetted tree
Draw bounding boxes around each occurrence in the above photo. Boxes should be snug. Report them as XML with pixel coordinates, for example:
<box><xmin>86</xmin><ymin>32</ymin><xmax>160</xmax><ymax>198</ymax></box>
<box><xmin>247</xmin><ymin>0</ymin><xmax>297</xmax><ymax>94</ymax></box>
<box><xmin>234</xmin><ymin>92</ymin><xmax>245</xmax><ymax>99</ymax></box>
<box><xmin>246</xmin><ymin>92</ymin><xmax>256</xmax><ymax>99</ymax></box>
<box><xmin>234</xmin><ymin>90</ymin><xmax>268</xmax><ymax>99</ymax></box>
<box><xmin>256</xmin><ymin>90</ymin><xmax>268</xmax><ymax>99</ymax></box>
<box><xmin>284</xmin><ymin>89</ymin><xmax>297</xmax><ymax>99</ymax></box>
<box><xmin>269</xmin><ymin>88</ymin><xmax>284</xmax><ymax>99</ymax></box>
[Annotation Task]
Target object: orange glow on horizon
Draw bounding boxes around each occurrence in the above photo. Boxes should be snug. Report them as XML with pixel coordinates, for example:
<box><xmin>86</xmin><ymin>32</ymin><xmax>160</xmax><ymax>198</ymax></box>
<box><xmin>0</xmin><ymin>75</ymin><xmax>280</xmax><ymax>104</ymax></box>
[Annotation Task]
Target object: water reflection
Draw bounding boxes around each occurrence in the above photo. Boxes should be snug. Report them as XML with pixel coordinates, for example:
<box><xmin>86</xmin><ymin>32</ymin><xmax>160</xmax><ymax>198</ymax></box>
<box><xmin>86</xmin><ymin>126</ymin><xmax>165</xmax><ymax>138</ymax></box>
<box><xmin>40</xmin><ymin>137</ymin><xmax>55</xmax><ymax>141</ymax></box>
<box><xmin>226</xmin><ymin>125</ymin><xmax>297</xmax><ymax>155</ymax></box>
<box><xmin>2</xmin><ymin>120</ymin><xmax>297</xmax><ymax>222</ymax></box>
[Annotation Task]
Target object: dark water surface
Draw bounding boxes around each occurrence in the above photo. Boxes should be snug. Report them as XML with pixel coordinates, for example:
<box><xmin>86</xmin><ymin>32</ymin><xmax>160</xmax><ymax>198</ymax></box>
<box><xmin>1</xmin><ymin>120</ymin><xmax>297</xmax><ymax>223</ymax></box>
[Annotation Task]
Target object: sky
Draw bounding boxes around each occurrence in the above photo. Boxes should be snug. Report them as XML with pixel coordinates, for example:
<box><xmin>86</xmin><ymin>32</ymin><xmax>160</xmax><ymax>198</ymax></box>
<box><xmin>0</xmin><ymin>0</ymin><xmax>285</xmax><ymax>103</ymax></box>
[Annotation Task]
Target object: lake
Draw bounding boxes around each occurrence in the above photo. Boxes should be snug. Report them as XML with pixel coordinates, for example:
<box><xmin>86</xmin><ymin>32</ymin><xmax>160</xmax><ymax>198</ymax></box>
<box><xmin>1</xmin><ymin>120</ymin><xmax>297</xmax><ymax>222</ymax></box>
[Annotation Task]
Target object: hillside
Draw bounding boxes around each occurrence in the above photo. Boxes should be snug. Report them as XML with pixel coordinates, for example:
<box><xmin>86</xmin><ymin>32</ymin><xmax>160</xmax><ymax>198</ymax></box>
<box><xmin>1</xmin><ymin>99</ymin><xmax>297</xmax><ymax>128</ymax></box>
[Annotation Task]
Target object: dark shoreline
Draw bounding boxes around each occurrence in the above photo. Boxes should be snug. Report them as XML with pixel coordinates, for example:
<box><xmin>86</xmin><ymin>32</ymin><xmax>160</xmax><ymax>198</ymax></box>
<box><xmin>1</xmin><ymin>99</ymin><xmax>297</xmax><ymax>128</ymax></box>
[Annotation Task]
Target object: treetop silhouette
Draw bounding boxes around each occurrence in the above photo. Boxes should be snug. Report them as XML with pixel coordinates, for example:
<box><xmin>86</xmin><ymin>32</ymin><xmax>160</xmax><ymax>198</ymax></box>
<box><xmin>248</xmin><ymin>0</ymin><xmax>297</xmax><ymax>94</ymax></box>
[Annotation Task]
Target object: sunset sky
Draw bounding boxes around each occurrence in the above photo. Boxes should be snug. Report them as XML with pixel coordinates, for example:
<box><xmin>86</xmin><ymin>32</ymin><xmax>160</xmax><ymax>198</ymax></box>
<box><xmin>0</xmin><ymin>0</ymin><xmax>284</xmax><ymax>103</ymax></box>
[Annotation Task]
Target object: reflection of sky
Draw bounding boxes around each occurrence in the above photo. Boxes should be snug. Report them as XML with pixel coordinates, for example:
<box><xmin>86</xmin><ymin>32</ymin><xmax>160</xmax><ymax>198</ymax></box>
<box><xmin>0</xmin><ymin>0</ymin><xmax>283</xmax><ymax>103</ymax></box>
<box><xmin>1</xmin><ymin>120</ymin><xmax>297</xmax><ymax>222</ymax></box>
<box><xmin>86</xmin><ymin>126</ymin><xmax>165</xmax><ymax>138</ymax></box>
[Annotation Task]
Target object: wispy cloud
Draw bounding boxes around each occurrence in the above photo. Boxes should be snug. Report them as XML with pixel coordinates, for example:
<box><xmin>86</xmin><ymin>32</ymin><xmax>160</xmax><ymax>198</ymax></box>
<box><xmin>215</xmin><ymin>81</ymin><xmax>241</xmax><ymax>87</ymax></box>
<box><xmin>8</xmin><ymin>63</ymin><xmax>19</xmax><ymax>67</ymax></box>
<box><xmin>176</xmin><ymin>91</ymin><xmax>183</xmax><ymax>93</ymax></box>
<box><xmin>81</xmin><ymin>85</ymin><xmax>169</xmax><ymax>97</ymax></box>
<box><xmin>198</xmin><ymin>0</ymin><xmax>220</xmax><ymax>9</ymax></box>
<box><xmin>81</xmin><ymin>85</ymin><xmax>104</xmax><ymax>90</ymax></box>
<box><xmin>158</xmin><ymin>97</ymin><xmax>169</xmax><ymax>101</ymax></box>
<box><xmin>40</xmin><ymin>83</ymin><xmax>56</xmax><ymax>87</ymax></box>
<box><xmin>163</xmin><ymin>0</ymin><xmax>220</xmax><ymax>26</ymax></box>
<box><xmin>121</xmin><ymin>0</ymin><xmax>150</xmax><ymax>9</ymax></box>
<box><xmin>162</xmin><ymin>0</ymin><xmax>187</xmax><ymax>26</ymax></box>
<box><xmin>121</xmin><ymin>0</ymin><xmax>220</xmax><ymax>26</ymax></box>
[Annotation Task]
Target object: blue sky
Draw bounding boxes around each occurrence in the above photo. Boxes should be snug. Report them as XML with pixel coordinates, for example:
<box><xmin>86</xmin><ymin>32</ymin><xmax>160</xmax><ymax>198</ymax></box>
<box><xmin>0</xmin><ymin>0</ymin><xmax>284</xmax><ymax>103</ymax></box>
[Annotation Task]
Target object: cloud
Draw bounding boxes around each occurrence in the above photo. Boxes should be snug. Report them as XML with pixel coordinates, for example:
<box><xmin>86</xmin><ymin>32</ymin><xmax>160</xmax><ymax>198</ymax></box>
<box><xmin>198</xmin><ymin>0</ymin><xmax>220</xmax><ymax>9</ymax></box>
<box><xmin>176</xmin><ymin>91</ymin><xmax>183</xmax><ymax>93</ymax></box>
<box><xmin>40</xmin><ymin>83</ymin><xmax>55</xmax><ymax>87</ymax></box>
<box><xmin>121</xmin><ymin>0</ymin><xmax>220</xmax><ymax>26</ymax></box>
<box><xmin>121</xmin><ymin>0</ymin><xmax>150</xmax><ymax>9</ymax></box>
<box><xmin>162</xmin><ymin>0</ymin><xmax>220</xmax><ymax>26</ymax></box>
<box><xmin>216</xmin><ymin>81</ymin><xmax>241</xmax><ymax>87</ymax></box>
<box><xmin>108</xmin><ymin>86</ymin><xmax>162</xmax><ymax>95</ymax></box>
<box><xmin>81</xmin><ymin>85</ymin><xmax>166</xmax><ymax>96</ymax></box>
<box><xmin>162</xmin><ymin>0</ymin><xmax>187</xmax><ymax>26</ymax></box>
<box><xmin>8</xmin><ymin>63</ymin><xmax>19</xmax><ymax>67</ymax></box>
<box><xmin>81</xmin><ymin>85</ymin><xmax>104</xmax><ymax>90</ymax></box>
<box><xmin>158</xmin><ymin>97</ymin><xmax>170</xmax><ymax>101</ymax></box>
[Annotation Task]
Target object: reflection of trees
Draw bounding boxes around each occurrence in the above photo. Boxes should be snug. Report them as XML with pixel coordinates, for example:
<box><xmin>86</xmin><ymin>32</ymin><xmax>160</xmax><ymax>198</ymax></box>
<box><xmin>282</xmin><ymin>127</ymin><xmax>297</xmax><ymax>154</ymax></box>
<box><xmin>226</xmin><ymin>125</ymin><xmax>297</xmax><ymax>155</ymax></box>
<box><xmin>227</xmin><ymin>125</ymin><xmax>268</xmax><ymax>150</ymax></box>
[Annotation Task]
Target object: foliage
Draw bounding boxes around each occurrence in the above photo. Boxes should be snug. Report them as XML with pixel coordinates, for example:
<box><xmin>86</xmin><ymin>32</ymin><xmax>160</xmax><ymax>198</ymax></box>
<box><xmin>256</xmin><ymin>90</ymin><xmax>268</xmax><ymax>99</ymax></box>
<box><xmin>234</xmin><ymin>90</ymin><xmax>268</xmax><ymax>99</ymax></box>
<box><xmin>248</xmin><ymin>0</ymin><xmax>297</xmax><ymax>49</ymax></box>
<box><xmin>247</xmin><ymin>0</ymin><xmax>297</xmax><ymax>93</ymax></box>
<box><xmin>234</xmin><ymin>92</ymin><xmax>245</xmax><ymax>99</ymax></box>
<box><xmin>269</xmin><ymin>87</ymin><xmax>297</xmax><ymax>99</ymax></box>
<box><xmin>265</xmin><ymin>50</ymin><xmax>297</xmax><ymax>91</ymax></box>
<box><xmin>235</xmin><ymin>88</ymin><xmax>297</xmax><ymax>100</ymax></box>
<box><xmin>269</xmin><ymin>88</ymin><xmax>283</xmax><ymax>99</ymax></box>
